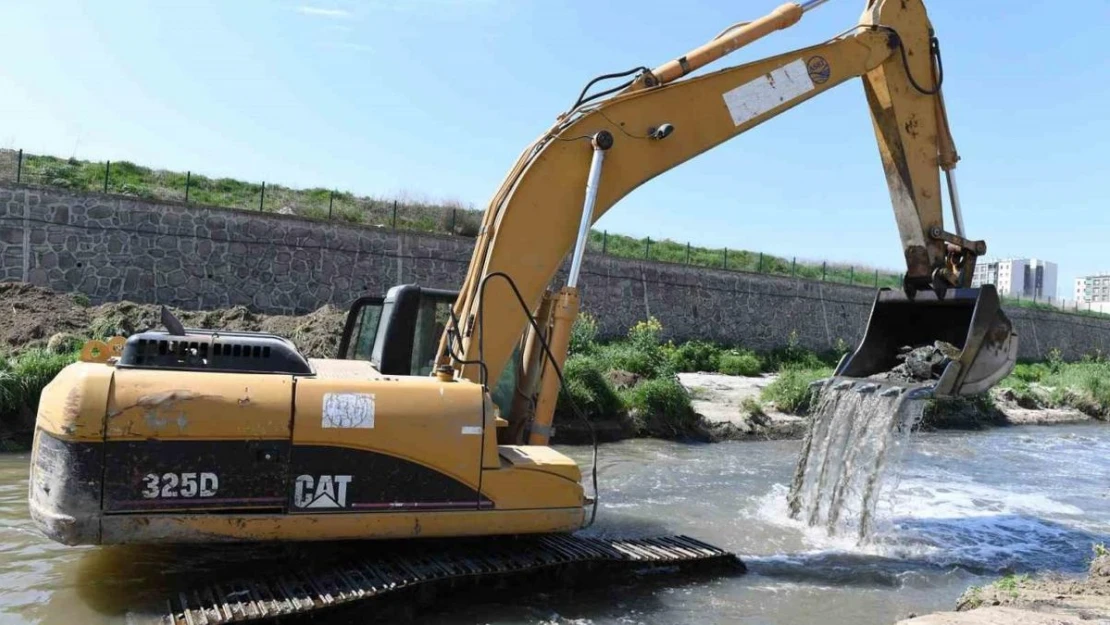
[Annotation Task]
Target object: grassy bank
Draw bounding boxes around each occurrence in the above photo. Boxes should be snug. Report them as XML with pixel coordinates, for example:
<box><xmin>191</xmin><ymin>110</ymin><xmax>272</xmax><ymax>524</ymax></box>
<box><xmin>0</xmin><ymin>348</ymin><xmax>78</xmax><ymax>444</ymax></box>
<box><xmin>996</xmin><ymin>352</ymin><xmax>1110</xmax><ymax>418</ymax></box>
<box><xmin>556</xmin><ymin>316</ymin><xmax>845</xmax><ymax>439</ymax></box>
<box><xmin>748</xmin><ymin>348</ymin><xmax>1110</xmax><ymax>428</ymax></box>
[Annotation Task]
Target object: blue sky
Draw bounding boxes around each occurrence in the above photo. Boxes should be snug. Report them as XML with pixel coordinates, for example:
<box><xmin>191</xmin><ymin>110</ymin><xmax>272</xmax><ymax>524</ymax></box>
<box><xmin>1</xmin><ymin>0</ymin><xmax>1106</xmax><ymax>298</ymax></box>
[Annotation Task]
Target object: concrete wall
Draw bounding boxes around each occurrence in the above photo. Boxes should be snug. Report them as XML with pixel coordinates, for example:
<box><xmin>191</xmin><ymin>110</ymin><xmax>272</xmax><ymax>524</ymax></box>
<box><xmin>2</xmin><ymin>183</ymin><xmax>1109</xmax><ymax>361</ymax></box>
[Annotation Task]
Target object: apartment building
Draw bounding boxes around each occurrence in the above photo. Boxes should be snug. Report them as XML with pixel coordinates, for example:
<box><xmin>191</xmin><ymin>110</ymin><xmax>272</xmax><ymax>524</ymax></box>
<box><xmin>1076</xmin><ymin>273</ymin><xmax>1110</xmax><ymax>303</ymax></box>
<box><xmin>971</xmin><ymin>258</ymin><xmax>1058</xmax><ymax>299</ymax></box>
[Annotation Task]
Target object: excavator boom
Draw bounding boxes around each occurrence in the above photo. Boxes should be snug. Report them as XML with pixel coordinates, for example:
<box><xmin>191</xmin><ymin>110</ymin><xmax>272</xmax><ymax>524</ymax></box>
<box><xmin>441</xmin><ymin>0</ymin><xmax>1016</xmax><ymax>430</ymax></box>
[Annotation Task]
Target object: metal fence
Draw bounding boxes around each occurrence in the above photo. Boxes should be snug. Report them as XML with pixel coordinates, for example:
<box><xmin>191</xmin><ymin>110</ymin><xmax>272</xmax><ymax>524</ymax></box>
<box><xmin>1000</xmin><ymin>292</ymin><xmax>1110</xmax><ymax>317</ymax></box>
<box><xmin>0</xmin><ymin>147</ymin><xmax>912</xmax><ymax>290</ymax></box>
<box><xmin>584</xmin><ymin>229</ymin><xmax>904</xmax><ymax>288</ymax></box>
<box><xmin>0</xmin><ymin>148</ymin><xmax>481</xmax><ymax>234</ymax></box>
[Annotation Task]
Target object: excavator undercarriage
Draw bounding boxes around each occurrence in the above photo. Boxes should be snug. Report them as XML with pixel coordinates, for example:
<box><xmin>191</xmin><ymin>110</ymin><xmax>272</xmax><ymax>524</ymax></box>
<box><xmin>138</xmin><ymin>535</ymin><xmax>741</xmax><ymax>625</ymax></box>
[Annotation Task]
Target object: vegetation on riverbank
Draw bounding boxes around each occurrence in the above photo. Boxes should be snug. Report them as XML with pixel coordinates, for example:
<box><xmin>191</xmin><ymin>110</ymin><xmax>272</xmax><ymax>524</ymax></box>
<box><xmin>556</xmin><ymin>318</ymin><xmax>845</xmax><ymax>439</ymax></box>
<box><xmin>996</xmin><ymin>351</ymin><xmax>1110</xmax><ymax>418</ymax></box>
<box><xmin>0</xmin><ymin>348</ymin><xmax>78</xmax><ymax>442</ymax></box>
<box><xmin>935</xmin><ymin>548</ymin><xmax>1110</xmax><ymax>623</ymax></box>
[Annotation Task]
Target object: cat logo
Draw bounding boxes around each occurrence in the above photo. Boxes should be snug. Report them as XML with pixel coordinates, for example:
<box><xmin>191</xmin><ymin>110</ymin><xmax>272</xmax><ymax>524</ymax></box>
<box><xmin>293</xmin><ymin>474</ymin><xmax>352</xmax><ymax>509</ymax></box>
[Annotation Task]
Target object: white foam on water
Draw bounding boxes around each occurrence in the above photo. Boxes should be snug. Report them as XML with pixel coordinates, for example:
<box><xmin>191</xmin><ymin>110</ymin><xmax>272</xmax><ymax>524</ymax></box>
<box><xmin>753</xmin><ymin>387</ymin><xmax>1105</xmax><ymax>574</ymax></box>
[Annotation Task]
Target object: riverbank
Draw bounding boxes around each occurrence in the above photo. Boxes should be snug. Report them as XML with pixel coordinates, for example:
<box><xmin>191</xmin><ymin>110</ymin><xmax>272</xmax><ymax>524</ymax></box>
<box><xmin>899</xmin><ymin>552</ymin><xmax>1110</xmax><ymax>624</ymax></box>
<box><xmin>2</xmin><ymin>281</ymin><xmax>1107</xmax><ymax>449</ymax></box>
<box><xmin>676</xmin><ymin>371</ymin><xmax>1093</xmax><ymax>441</ymax></box>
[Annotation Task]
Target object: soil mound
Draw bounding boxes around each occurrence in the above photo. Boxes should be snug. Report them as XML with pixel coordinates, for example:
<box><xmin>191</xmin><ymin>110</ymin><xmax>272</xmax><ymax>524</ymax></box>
<box><xmin>0</xmin><ymin>282</ymin><xmax>346</xmax><ymax>358</ymax></box>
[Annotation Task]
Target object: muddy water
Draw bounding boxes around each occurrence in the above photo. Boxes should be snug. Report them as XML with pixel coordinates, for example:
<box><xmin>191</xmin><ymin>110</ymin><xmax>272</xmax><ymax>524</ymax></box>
<box><xmin>2</xmin><ymin>424</ymin><xmax>1110</xmax><ymax>624</ymax></box>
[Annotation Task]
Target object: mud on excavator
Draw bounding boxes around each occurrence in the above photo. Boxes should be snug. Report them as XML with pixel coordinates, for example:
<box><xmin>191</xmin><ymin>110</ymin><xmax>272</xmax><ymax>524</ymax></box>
<box><xmin>29</xmin><ymin>0</ymin><xmax>1016</xmax><ymax>621</ymax></box>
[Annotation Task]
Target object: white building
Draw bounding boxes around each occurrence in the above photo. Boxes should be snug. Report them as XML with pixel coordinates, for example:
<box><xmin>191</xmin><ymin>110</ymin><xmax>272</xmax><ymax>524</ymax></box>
<box><xmin>1076</xmin><ymin>273</ymin><xmax>1110</xmax><ymax>303</ymax></box>
<box><xmin>971</xmin><ymin>258</ymin><xmax>1058</xmax><ymax>300</ymax></box>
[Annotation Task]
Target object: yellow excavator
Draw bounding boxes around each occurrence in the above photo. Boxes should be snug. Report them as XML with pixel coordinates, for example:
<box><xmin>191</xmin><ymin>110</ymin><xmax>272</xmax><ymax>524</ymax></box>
<box><xmin>29</xmin><ymin>0</ymin><xmax>1016</xmax><ymax>618</ymax></box>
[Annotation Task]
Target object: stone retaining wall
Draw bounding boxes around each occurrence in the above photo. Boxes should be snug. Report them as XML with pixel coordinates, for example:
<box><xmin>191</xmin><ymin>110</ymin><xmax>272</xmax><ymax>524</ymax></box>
<box><xmin>2</xmin><ymin>183</ymin><xmax>1107</xmax><ymax>360</ymax></box>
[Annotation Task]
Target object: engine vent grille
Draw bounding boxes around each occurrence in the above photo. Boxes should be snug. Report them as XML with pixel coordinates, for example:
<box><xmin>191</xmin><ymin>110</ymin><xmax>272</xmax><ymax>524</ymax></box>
<box><xmin>117</xmin><ymin>330</ymin><xmax>313</xmax><ymax>375</ymax></box>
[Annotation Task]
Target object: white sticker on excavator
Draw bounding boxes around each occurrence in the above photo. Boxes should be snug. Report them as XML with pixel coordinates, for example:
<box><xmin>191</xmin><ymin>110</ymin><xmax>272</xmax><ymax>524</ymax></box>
<box><xmin>322</xmin><ymin>393</ymin><xmax>375</xmax><ymax>429</ymax></box>
<box><xmin>722</xmin><ymin>58</ymin><xmax>814</xmax><ymax>127</ymax></box>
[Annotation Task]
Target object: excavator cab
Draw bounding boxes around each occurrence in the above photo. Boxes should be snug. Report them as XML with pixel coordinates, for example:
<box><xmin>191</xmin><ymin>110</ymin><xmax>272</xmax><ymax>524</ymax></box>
<box><xmin>337</xmin><ymin>284</ymin><xmax>457</xmax><ymax>376</ymax></box>
<box><xmin>835</xmin><ymin>284</ymin><xmax>1018</xmax><ymax>396</ymax></box>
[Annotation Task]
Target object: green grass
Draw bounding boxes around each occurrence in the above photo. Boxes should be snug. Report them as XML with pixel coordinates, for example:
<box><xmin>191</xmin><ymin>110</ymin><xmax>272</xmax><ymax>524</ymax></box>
<box><xmin>621</xmin><ymin>377</ymin><xmax>700</xmax><ymax>437</ymax></box>
<box><xmin>998</xmin><ymin>357</ymin><xmax>1110</xmax><ymax>418</ymax></box>
<box><xmin>556</xmin><ymin>354</ymin><xmax>625</xmax><ymax>423</ymax></box>
<box><xmin>0</xmin><ymin>349</ymin><xmax>79</xmax><ymax>432</ymax></box>
<box><xmin>556</xmin><ymin>316</ymin><xmax>703</xmax><ymax>439</ymax></box>
<box><xmin>717</xmin><ymin>350</ymin><xmax>762</xmax><ymax>376</ymax></box>
<box><xmin>994</xmin><ymin>573</ymin><xmax>1030</xmax><ymax>596</ymax></box>
<box><xmin>760</xmin><ymin>365</ymin><xmax>834</xmax><ymax>414</ymax></box>
<box><xmin>666</xmin><ymin>340</ymin><xmax>722</xmax><ymax>374</ymax></box>
<box><xmin>585</xmin><ymin>229</ymin><xmax>903</xmax><ymax>288</ymax></box>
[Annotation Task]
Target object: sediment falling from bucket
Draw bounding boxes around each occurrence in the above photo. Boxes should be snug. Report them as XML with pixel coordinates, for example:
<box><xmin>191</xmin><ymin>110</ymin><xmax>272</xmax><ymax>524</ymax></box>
<box><xmin>787</xmin><ymin>379</ymin><xmax>925</xmax><ymax>540</ymax></box>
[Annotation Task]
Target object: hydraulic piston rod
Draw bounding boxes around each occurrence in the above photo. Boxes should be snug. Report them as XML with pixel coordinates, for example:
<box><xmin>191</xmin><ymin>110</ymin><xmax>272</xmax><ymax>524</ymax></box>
<box><xmin>567</xmin><ymin>131</ymin><xmax>612</xmax><ymax>288</ymax></box>
<box><xmin>627</xmin><ymin>0</ymin><xmax>833</xmax><ymax>91</ymax></box>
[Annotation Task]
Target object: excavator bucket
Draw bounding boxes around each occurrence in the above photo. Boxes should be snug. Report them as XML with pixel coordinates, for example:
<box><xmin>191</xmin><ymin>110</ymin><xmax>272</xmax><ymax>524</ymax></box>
<box><xmin>835</xmin><ymin>285</ymin><xmax>1018</xmax><ymax>396</ymax></box>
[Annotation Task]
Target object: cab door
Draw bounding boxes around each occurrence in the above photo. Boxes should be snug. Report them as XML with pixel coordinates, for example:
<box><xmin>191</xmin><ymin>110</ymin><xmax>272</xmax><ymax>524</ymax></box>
<box><xmin>101</xmin><ymin>369</ymin><xmax>293</xmax><ymax>513</ymax></box>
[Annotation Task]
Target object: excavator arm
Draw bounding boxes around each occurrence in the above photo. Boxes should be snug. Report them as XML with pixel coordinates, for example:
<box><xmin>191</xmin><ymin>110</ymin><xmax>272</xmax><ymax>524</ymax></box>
<box><xmin>438</xmin><ymin>0</ymin><xmax>1017</xmax><ymax>442</ymax></box>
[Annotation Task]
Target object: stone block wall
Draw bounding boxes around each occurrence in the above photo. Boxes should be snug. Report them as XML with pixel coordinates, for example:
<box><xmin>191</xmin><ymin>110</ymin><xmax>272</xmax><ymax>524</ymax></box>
<box><xmin>2</xmin><ymin>183</ymin><xmax>1108</xmax><ymax>361</ymax></box>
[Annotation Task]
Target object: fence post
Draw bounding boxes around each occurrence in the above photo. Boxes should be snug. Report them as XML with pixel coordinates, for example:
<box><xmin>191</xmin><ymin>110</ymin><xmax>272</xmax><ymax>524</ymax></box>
<box><xmin>685</xmin><ymin>242</ymin><xmax>690</xmax><ymax>264</ymax></box>
<box><xmin>451</xmin><ymin>208</ymin><xmax>457</xmax><ymax>233</ymax></box>
<box><xmin>822</xmin><ymin>261</ymin><xmax>827</xmax><ymax>281</ymax></box>
<box><xmin>849</xmin><ymin>266</ymin><xmax>854</xmax><ymax>285</ymax></box>
<box><xmin>602</xmin><ymin>230</ymin><xmax>608</xmax><ymax>254</ymax></box>
<box><xmin>16</xmin><ymin>149</ymin><xmax>22</xmax><ymax>183</ymax></box>
<box><xmin>758</xmin><ymin>252</ymin><xmax>764</xmax><ymax>273</ymax></box>
<box><xmin>392</xmin><ymin>200</ymin><xmax>398</xmax><ymax>229</ymax></box>
<box><xmin>328</xmin><ymin>190</ymin><xmax>335</xmax><ymax>219</ymax></box>
<box><xmin>103</xmin><ymin>161</ymin><xmax>110</xmax><ymax>193</ymax></box>
<box><xmin>723</xmin><ymin>248</ymin><xmax>729</xmax><ymax>270</ymax></box>
<box><xmin>184</xmin><ymin>171</ymin><xmax>191</xmax><ymax>203</ymax></box>
<box><xmin>874</xmin><ymin>269</ymin><xmax>879</xmax><ymax>288</ymax></box>
<box><xmin>644</xmin><ymin>237</ymin><xmax>651</xmax><ymax>260</ymax></box>
<box><xmin>259</xmin><ymin>182</ymin><xmax>266</xmax><ymax>211</ymax></box>
<box><xmin>791</xmin><ymin>257</ymin><xmax>796</xmax><ymax>277</ymax></box>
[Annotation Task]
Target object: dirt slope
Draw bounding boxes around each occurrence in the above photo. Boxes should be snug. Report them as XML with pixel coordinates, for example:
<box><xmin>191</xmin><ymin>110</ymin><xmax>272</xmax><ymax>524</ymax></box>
<box><xmin>0</xmin><ymin>282</ymin><xmax>346</xmax><ymax>358</ymax></box>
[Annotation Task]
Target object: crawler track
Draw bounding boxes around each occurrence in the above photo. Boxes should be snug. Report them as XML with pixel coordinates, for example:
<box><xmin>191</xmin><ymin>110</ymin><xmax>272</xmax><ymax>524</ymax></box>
<box><xmin>138</xmin><ymin>534</ymin><xmax>742</xmax><ymax>624</ymax></box>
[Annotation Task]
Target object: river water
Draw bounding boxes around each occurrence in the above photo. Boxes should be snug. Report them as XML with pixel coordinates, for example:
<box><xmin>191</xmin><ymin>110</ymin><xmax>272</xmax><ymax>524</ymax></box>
<box><xmin>2</xmin><ymin>424</ymin><xmax>1109</xmax><ymax>624</ymax></box>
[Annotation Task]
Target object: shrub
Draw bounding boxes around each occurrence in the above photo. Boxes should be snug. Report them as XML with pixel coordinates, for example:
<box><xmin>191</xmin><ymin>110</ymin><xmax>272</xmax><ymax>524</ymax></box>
<box><xmin>667</xmin><ymin>340</ymin><xmax>722</xmax><ymax>373</ymax></box>
<box><xmin>761</xmin><ymin>365</ymin><xmax>832</xmax><ymax>414</ymax></box>
<box><xmin>622</xmin><ymin>377</ymin><xmax>699</xmax><ymax>437</ymax></box>
<box><xmin>1009</xmin><ymin>363</ymin><xmax>1051</xmax><ymax>383</ymax></box>
<box><xmin>597</xmin><ymin>343</ymin><xmax>670</xmax><ymax>379</ymax></box>
<box><xmin>555</xmin><ymin>354</ymin><xmax>624</xmax><ymax>423</ymax></box>
<box><xmin>763</xmin><ymin>330</ymin><xmax>830</xmax><ymax>372</ymax></box>
<box><xmin>569</xmin><ymin>312</ymin><xmax>599</xmax><ymax>356</ymax></box>
<box><xmin>718</xmin><ymin>350</ymin><xmax>762</xmax><ymax>376</ymax></box>
<box><xmin>628</xmin><ymin>317</ymin><xmax>663</xmax><ymax>351</ymax></box>
<box><xmin>0</xmin><ymin>349</ymin><xmax>78</xmax><ymax>424</ymax></box>
<box><xmin>591</xmin><ymin>317</ymin><xmax>672</xmax><ymax>379</ymax></box>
